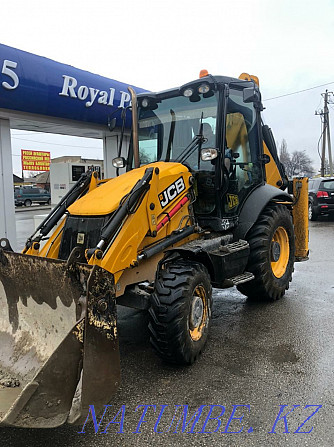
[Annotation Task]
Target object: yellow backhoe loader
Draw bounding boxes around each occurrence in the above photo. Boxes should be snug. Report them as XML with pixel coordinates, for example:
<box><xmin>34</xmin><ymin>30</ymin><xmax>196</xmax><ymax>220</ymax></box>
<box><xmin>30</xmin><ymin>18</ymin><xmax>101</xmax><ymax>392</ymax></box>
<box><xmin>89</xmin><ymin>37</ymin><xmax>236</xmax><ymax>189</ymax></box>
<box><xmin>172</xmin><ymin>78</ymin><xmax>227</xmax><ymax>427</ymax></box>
<box><xmin>0</xmin><ymin>71</ymin><xmax>309</xmax><ymax>428</ymax></box>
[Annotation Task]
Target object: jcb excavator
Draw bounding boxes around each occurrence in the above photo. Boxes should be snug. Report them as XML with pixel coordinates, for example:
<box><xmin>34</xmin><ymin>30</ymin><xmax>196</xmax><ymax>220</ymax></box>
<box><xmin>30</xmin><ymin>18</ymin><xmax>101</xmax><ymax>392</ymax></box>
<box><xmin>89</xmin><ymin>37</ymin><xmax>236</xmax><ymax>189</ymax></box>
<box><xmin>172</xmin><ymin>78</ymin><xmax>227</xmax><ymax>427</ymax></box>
<box><xmin>0</xmin><ymin>71</ymin><xmax>309</xmax><ymax>428</ymax></box>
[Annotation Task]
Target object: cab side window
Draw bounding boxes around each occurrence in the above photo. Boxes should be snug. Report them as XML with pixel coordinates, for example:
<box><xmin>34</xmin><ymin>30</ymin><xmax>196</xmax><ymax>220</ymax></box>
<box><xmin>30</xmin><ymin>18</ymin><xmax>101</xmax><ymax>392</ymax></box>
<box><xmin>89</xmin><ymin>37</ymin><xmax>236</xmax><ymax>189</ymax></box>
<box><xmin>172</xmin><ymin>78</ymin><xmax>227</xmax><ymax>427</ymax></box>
<box><xmin>224</xmin><ymin>90</ymin><xmax>261</xmax><ymax>214</ymax></box>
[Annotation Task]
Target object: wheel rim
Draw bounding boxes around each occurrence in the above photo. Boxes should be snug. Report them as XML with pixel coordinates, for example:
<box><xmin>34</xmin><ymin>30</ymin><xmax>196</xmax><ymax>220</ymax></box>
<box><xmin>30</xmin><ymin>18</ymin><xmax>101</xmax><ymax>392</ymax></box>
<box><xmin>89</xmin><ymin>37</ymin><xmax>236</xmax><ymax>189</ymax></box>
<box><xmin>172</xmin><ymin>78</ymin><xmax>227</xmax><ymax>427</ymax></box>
<box><xmin>308</xmin><ymin>204</ymin><xmax>312</xmax><ymax>220</ymax></box>
<box><xmin>271</xmin><ymin>226</ymin><xmax>290</xmax><ymax>278</ymax></box>
<box><xmin>189</xmin><ymin>285</ymin><xmax>209</xmax><ymax>341</ymax></box>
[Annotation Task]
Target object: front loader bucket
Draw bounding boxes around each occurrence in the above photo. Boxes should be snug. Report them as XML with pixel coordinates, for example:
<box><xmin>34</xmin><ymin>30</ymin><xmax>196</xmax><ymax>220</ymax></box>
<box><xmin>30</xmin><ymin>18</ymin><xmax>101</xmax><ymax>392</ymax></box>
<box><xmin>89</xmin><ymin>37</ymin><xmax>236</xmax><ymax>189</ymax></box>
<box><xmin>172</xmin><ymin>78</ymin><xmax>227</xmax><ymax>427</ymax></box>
<box><xmin>0</xmin><ymin>247</ymin><xmax>120</xmax><ymax>428</ymax></box>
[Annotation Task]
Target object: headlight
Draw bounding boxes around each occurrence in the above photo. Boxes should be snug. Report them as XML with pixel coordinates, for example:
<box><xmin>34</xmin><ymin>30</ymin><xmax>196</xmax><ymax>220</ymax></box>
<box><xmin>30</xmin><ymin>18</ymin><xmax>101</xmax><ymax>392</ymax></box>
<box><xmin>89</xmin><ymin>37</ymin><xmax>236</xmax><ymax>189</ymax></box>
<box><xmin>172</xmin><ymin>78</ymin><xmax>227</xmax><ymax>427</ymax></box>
<box><xmin>112</xmin><ymin>157</ymin><xmax>126</xmax><ymax>168</ymax></box>
<box><xmin>198</xmin><ymin>83</ymin><xmax>210</xmax><ymax>94</ymax></box>
<box><xmin>141</xmin><ymin>98</ymin><xmax>149</xmax><ymax>108</ymax></box>
<box><xmin>201</xmin><ymin>148</ymin><xmax>218</xmax><ymax>161</ymax></box>
<box><xmin>183</xmin><ymin>88</ymin><xmax>194</xmax><ymax>97</ymax></box>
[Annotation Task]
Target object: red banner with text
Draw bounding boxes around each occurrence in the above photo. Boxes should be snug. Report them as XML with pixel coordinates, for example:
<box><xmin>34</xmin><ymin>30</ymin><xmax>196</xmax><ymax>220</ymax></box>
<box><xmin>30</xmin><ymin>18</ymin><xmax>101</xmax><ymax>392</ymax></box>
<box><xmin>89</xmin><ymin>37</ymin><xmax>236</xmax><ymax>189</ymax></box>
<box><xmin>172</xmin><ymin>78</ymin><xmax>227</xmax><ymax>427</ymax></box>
<box><xmin>21</xmin><ymin>150</ymin><xmax>50</xmax><ymax>171</ymax></box>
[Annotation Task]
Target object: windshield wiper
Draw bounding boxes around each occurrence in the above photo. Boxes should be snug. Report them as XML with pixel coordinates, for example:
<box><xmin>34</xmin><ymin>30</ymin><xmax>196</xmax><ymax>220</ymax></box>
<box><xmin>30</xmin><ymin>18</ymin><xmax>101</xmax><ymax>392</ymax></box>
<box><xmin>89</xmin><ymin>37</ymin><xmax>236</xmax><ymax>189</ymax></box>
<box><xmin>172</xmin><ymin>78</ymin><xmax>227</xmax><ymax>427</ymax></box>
<box><xmin>174</xmin><ymin>135</ymin><xmax>201</xmax><ymax>164</ymax></box>
<box><xmin>174</xmin><ymin>114</ymin><xmax>205</xmax><ymax>165</ymax></box>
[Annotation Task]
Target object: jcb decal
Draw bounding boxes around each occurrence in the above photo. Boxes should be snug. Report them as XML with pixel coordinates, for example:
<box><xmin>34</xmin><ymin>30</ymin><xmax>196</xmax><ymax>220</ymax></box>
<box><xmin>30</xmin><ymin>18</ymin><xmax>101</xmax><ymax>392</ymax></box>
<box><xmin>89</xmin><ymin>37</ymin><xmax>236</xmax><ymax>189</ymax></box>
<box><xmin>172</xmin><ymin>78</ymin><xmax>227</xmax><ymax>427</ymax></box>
<box><xmin>227</xmin><ymin>194</ymin><xmax>239</xmax><ymax>210</ymax></box>
<box><xmin>159</xmin><ymin>177</ymin><xmax>185</xmax><ymax>208</ymax></box>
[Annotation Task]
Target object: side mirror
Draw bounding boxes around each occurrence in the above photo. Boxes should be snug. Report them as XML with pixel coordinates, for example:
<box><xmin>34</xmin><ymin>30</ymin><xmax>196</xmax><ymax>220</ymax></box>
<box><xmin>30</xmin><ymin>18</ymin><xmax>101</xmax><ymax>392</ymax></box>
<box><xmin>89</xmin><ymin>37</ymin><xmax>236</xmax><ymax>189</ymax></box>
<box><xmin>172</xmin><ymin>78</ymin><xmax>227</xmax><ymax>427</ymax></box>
<box><xmin>259</xmin><ymin>154</ymin><xmax>271</xmax><ymax>164</ymax></box>
<box><xmin>243</xmin><ymin>87</ymin><xmax>259</xmax><ymax>103</ymax></box>
<box><xmin>112</xmin><ymin>157</ymin><xmax>126</xmax><ymax>168</ymax></box>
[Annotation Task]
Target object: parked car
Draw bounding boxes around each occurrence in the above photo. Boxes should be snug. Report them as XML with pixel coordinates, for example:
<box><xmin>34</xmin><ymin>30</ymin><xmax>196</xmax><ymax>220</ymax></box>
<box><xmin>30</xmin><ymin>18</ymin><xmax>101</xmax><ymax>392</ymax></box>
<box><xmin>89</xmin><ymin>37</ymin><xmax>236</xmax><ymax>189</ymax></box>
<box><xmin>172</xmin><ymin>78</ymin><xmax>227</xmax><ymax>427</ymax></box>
<box><xmin>14</xmin><ymin>187</ymin><xmax>51</xmax><ymax>207</ymax></box>
<box><xmin>308</xmin><ymin>177</ymin><xmax>334</xmax><ymax>220</ymax></box>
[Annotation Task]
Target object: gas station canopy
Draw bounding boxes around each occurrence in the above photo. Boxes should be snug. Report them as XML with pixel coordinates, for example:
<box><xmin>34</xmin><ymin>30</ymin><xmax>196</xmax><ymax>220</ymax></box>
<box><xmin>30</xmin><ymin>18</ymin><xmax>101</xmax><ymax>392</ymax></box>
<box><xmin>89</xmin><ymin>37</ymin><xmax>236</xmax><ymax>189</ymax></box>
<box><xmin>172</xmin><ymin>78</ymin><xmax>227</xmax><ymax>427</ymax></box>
<box><xmin>0</xmin><ymin>43</ymin><xmax>147</xmax><ymax>247</ymax></box>
<box><xmin>0</xmin><ymin>43</ymin><xmax>147</xmax><ymax>136</ymax></box>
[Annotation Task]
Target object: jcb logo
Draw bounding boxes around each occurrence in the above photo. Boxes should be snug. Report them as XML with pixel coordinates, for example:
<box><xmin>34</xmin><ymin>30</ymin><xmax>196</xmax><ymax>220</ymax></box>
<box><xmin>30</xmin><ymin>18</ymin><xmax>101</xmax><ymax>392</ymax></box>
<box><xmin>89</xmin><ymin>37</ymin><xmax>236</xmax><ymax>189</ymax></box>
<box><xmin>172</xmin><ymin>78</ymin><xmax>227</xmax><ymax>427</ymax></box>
<box><xmin>227</xmin><ymin>194</ymin><xmax>239</xmax><ymax>210</ymax></box>
<box><xmin>159</xmin><ymin>177</ymin><xmax>185</xmax><ymax>208</ymax></box>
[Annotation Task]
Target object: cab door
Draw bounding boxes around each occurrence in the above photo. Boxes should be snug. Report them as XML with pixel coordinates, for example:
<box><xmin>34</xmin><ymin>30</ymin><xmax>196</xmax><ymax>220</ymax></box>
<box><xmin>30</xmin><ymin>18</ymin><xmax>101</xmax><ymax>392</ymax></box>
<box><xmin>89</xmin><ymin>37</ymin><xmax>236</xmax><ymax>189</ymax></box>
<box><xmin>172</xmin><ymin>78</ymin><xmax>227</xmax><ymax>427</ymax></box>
<box><xmin>222</xmin><ymin>88</ymin><xmax>263</xmax><ymax>216</ymax></box>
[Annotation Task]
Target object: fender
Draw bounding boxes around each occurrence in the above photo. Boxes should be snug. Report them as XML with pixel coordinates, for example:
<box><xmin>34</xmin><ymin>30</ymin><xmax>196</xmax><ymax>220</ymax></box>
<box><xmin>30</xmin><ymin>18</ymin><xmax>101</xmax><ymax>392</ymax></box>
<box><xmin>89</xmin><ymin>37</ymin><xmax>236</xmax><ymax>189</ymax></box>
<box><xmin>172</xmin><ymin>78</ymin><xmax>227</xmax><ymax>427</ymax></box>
<box><xmin>234</xmin><ymin>184</ymin><xmax>293</xmax><ymax>240</ymax></box>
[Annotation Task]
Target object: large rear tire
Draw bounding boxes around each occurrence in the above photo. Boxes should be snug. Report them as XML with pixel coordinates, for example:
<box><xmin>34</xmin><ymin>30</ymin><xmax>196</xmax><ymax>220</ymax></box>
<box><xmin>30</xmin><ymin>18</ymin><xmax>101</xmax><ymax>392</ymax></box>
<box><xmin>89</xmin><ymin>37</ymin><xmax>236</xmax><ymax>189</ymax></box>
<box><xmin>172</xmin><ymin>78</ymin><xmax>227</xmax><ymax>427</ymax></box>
<box><xmin>237</xmin><ymin>204</ymin><xmax>295</xmax><ymax>302</ymax></box>
<box><xmin>149</xmin><ymin>261</ymin><xmax>212</xmax><ymax>365</ymax></box>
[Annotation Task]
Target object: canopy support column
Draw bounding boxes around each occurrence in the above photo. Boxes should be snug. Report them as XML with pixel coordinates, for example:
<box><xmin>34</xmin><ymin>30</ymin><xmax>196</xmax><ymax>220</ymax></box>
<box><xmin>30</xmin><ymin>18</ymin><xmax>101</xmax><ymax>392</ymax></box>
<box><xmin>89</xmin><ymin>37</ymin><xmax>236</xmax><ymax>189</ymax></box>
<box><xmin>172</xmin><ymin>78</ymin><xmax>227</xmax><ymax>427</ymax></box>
<box><xmin>0</xmin><ymin>119</ymin><xmax>16</xmax><ymax>249</ymax></box>
<box><xmin>103</xmin><ymin>133</ymin><xmax>129</xmax><ymax>179</ymax></box>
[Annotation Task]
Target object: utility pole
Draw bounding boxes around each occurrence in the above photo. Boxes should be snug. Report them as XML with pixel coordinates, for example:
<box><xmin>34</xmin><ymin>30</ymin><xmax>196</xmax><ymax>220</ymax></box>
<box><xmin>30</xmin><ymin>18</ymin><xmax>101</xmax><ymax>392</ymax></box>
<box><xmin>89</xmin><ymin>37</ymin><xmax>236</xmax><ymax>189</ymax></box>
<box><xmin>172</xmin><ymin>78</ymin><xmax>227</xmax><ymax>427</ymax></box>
<box><xmin>316</xmin><ymin>90</ymin><xmax>333</xmax><ymax>176</ymax></box>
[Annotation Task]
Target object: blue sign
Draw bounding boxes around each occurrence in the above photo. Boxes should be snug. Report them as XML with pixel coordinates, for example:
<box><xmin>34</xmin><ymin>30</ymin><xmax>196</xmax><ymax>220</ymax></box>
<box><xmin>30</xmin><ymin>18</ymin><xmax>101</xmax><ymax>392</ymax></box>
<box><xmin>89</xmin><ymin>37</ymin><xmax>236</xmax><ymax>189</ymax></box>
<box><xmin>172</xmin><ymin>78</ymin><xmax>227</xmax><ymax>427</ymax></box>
<box><xmin>0</xmin><ymin>43</ymin><xmax>147</xmax><ymax>128</ymax></box>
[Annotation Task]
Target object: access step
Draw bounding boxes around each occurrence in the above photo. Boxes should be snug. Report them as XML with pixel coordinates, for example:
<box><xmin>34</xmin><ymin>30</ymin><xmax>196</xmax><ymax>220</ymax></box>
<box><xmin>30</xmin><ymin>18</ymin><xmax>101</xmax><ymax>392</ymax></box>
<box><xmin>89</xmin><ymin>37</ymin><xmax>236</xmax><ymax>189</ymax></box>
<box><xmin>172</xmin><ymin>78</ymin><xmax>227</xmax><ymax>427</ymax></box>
<box><xmin>219</xmin><ymin>240</ymin><xmax>249</xmax><ymax>254</ymax></box>
<box><xmin>208</xmin><ymin>239</ymin><xmax>250</xmax><ymax>288</ymax></box>
<box><xmin>225</xmin><ymin>272</ymin><xmax>255</xmax><ymax>286</ymax></box>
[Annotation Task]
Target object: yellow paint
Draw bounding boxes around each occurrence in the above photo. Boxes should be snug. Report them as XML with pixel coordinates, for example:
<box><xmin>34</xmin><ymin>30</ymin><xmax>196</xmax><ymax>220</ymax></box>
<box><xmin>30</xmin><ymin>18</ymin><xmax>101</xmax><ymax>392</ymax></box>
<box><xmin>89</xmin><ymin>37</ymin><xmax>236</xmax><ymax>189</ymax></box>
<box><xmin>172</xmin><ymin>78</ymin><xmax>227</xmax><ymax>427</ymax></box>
<box><xmin>24</xmin><ymin>218</ymin><xmax>66</xmax><ymax>258</ymax></box>
<box><xmin>189</xmin><ymin>285</ymin><xmax>209</xmax><ymax>342</ymax></box>
<box><xmin>263</xmin><ymin>142</ymin><xmax>283</xmax><ymax>188</ymax></box>
<box><xmin>271</xmin><ymin>226</ymin><xmax>290</xmax><ymax>278</ymax></box>
<box><xmin>68</xmin><ymin>162</ymin><xmax>190</xmax><ymax>216</ymax></box>
<box><xmin>87</xmin><ymin>172</ymin><xmax>100</xmax><ymax>193</ymax></box>
<box><xmin>82</xmin><ymin>163</ymin><xmax>193</xmax><ymax>284</ymax></box>
<box><xmin>292</xmin><ymin>177</ymin><xmax>309</xmax><ymax>260</ymax></box>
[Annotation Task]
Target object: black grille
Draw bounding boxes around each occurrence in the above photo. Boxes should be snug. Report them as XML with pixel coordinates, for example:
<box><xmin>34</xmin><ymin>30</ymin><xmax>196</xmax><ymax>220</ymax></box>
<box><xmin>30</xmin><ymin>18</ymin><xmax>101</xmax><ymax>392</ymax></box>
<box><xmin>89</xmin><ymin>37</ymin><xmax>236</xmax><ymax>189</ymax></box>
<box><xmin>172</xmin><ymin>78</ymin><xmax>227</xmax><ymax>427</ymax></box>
<box><xmin>58</xmin><ymin>215</ymin><xmax>108</xmax><ymax>260</ymax></box>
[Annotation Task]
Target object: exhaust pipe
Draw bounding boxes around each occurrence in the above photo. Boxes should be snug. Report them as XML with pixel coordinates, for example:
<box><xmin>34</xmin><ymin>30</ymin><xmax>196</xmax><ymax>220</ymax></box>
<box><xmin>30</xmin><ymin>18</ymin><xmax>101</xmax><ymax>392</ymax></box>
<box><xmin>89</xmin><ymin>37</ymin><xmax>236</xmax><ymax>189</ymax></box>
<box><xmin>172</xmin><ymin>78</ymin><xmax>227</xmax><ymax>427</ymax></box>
<box><xmin>128</xmin><ymin>86</ymin><xmax>140</xmax><ymax>169</ymax></box>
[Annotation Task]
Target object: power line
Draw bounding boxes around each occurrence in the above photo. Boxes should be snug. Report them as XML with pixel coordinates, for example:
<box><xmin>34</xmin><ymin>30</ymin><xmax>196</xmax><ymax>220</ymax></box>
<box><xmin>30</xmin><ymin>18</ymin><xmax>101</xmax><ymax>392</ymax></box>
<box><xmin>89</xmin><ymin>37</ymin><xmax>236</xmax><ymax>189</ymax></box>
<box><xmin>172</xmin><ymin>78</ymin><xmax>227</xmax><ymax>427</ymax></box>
<box><xmin>11</xmin><ymin>136</ymin><xmax>102</xmax><ymax>149</ymax></box>
<box><xmin>263</xmin><ymin>81</ymin><xmax>334</xmax><ymax>102</ymax></box>
<box><xmin>11</xmin><ymin>132</ymin><xmax>46</xmax><ymax>136</ymax></box>
<box><xmin>317</xmin><ymin>124</ymin><xmax>326</xmax><ymax>160</ymax></box>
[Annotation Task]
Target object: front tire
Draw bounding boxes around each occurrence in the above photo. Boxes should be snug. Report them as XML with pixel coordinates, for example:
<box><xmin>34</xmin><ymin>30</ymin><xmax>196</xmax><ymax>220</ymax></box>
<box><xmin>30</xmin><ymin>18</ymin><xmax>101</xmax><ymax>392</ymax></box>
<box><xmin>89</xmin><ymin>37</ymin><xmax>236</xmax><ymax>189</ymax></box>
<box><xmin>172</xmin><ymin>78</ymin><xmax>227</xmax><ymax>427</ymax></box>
<box><xmin>237</xmin><ymin>204</ymin><xmax>295</xmax><ymax>302</ymax></box>
<box><xmin>149</xmin><ymin>261</ymin><xmax>212</xmax><ymax>365</ymax></box>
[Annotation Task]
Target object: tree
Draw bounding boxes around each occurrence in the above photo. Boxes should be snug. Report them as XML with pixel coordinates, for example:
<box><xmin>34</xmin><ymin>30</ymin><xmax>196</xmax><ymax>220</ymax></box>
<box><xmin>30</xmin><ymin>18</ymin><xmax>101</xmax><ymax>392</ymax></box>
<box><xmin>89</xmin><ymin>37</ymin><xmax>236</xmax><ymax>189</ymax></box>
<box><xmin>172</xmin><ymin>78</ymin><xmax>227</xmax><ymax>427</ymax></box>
<box><xmin>279</xmin><ymin>139</ymin><xmax>292</xmax><ymax>177</ymax></box>
<box><xmin>290</xmin><ymin>150</ymin><xmax>315</xmax><ymax>177</ymax></box>
<box><xmin>279</xmin><ymin>139</ymin><xmax>289</xmax><ymax>166</ymax></box>
<box><xmin>278</xmin><ymin>140</ymin><xmax>314</xmax><ymax>178</ymax></box>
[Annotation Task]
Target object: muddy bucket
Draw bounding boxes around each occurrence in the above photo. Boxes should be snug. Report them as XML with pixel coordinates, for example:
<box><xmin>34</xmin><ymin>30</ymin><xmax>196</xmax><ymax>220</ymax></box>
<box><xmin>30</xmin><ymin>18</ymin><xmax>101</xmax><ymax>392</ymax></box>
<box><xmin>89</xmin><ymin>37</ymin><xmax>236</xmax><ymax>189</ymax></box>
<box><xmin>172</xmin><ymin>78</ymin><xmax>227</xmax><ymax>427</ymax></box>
<box><xmin>0</xmin><ymin>248</ymin><xmax>120</xmax><ymax>428</ymax></box>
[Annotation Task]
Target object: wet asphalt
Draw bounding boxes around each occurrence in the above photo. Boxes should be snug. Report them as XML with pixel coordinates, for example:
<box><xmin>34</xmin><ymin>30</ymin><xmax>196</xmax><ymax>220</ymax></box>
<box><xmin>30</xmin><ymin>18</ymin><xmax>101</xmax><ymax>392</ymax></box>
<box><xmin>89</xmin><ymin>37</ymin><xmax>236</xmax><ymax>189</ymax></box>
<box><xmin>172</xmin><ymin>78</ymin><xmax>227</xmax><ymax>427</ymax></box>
<box><xmin>1</xmin><ymin>211</ymin><xmax>334</xmax><ymax>446</ymax></box>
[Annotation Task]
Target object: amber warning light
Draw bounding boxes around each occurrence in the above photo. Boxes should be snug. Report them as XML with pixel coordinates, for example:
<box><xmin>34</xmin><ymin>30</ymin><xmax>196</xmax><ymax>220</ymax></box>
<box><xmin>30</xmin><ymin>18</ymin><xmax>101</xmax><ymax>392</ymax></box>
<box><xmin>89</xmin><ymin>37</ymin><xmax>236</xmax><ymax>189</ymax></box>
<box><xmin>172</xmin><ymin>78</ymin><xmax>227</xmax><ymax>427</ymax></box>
<box><xmin>199</xmin><ymin>69</ymin><xmax>209</xmax><ymax>78</ymax></box>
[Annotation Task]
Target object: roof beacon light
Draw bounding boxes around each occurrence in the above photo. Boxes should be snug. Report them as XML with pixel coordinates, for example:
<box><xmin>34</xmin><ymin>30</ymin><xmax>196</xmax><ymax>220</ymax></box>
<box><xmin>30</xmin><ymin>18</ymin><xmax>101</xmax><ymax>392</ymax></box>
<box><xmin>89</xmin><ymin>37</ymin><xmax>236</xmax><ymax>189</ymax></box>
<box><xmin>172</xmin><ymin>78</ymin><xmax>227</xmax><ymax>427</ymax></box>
<box><xmin>199</xmin><ymin>69</ymin><xmax>209</xmax><ymax>78</ymax></box>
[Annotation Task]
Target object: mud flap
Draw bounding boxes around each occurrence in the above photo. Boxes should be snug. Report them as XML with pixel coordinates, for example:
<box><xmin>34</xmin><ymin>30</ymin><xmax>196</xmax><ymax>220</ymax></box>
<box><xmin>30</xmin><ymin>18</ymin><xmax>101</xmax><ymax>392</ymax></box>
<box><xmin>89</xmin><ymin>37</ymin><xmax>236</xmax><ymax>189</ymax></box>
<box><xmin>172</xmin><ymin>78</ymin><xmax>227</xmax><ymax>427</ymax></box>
<box><xmin>0</xmin><ymin>248</ymin><xmax>120</xmax><ymax>428</ymax></box>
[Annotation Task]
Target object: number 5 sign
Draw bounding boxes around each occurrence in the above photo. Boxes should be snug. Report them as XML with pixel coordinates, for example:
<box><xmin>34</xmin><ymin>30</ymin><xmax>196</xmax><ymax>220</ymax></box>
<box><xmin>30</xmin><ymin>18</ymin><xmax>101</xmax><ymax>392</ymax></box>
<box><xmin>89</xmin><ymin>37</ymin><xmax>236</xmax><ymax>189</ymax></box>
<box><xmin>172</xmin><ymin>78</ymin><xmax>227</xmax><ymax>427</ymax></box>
<box><xmin>1</xmin><ymin>59</ymin><xmax>19</xmax><ymax>90</ymax></box>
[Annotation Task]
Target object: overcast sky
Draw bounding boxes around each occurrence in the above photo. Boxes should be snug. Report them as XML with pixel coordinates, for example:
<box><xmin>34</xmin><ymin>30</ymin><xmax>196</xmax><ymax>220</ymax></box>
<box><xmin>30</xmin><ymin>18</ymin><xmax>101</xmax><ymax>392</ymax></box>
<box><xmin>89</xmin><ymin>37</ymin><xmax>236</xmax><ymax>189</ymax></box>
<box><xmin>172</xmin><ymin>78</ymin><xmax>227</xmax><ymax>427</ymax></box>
<box><xmin>2</xmin><ymin>0</ymin><xmax>334</xmax><ymax>176</ymax></box>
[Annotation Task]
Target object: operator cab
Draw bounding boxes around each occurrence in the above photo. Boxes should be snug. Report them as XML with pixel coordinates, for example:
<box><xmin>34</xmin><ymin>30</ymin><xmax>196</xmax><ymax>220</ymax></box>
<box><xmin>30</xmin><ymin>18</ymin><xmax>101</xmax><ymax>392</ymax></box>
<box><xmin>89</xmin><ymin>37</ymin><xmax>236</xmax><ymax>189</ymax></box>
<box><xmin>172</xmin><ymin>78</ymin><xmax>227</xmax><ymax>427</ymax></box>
<box><xmin>129</xmin><ymin>73</ymin><xmax>265</xmax><ymax>231</ymax></box>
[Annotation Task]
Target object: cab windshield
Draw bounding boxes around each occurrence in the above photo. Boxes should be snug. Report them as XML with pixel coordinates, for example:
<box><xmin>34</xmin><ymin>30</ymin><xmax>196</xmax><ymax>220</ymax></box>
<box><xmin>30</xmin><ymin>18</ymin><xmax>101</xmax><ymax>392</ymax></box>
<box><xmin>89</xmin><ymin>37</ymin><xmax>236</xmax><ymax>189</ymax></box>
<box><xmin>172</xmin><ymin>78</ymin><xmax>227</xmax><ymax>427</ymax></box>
<box><xmin>137</xmin><ymin>92</ymin><xmax>218</xmax><ymax>168</ymax></box>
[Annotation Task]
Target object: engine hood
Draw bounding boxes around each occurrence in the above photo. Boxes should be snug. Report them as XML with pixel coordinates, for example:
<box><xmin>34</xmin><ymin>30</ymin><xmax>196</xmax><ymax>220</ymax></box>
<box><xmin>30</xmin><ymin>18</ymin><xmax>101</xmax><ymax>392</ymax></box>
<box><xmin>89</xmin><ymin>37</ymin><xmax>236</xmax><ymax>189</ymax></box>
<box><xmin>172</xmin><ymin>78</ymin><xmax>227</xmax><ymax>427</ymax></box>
<box><xmin>67</xmin><ymin>162</ymin><xmax>191</xmax><ymax>216</ymax></box>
